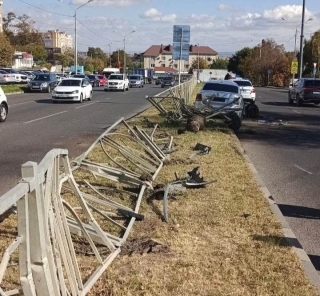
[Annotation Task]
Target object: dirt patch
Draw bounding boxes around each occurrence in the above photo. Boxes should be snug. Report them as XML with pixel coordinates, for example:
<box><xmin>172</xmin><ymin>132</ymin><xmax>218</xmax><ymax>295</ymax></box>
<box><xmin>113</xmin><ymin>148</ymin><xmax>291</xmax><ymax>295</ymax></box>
<box><xmin>121</xmin><ymin>237</ymin><xmax>170</xmax><ymax>256</ymax></box>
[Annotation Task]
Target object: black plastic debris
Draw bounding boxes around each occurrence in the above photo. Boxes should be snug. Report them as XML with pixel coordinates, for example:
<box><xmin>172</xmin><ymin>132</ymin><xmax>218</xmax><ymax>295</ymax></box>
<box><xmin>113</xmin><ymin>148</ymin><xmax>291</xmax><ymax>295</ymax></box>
<box><xmin>185</xmin><ymin>167</ymin><xmax>213</xmax><ymax>188</ymax></box>
<box><xmin>117</xmin><ymin>209</ymin><xmax>144</xmax><ymax>221</ymax></box>
<box><xmin>142</xmin><ymin>117</ymin><xmax>158</xmax><ymax>128</ymax></box>
<box><xmin>177</xmin><ymin>128</ymin><xmax>186</xmax><ymax>135</ymax></box>
<box><xmin>193</xmin><ymin>143</ymin><xmax>211</xmax><ymax>154</ymax></box>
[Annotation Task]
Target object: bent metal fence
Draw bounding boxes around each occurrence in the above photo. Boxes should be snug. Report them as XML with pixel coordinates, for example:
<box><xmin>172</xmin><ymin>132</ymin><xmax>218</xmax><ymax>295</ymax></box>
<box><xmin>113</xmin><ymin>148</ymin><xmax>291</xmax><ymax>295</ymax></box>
<box><xmin>0</xmin><ymin>118</ymin><xmax>165</xmax><ymax>296</ymax></box>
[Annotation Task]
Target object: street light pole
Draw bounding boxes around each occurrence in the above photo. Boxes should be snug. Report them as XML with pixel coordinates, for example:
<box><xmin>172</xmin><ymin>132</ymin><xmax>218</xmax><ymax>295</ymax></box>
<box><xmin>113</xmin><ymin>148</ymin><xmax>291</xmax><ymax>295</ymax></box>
<box><xmin>197</xmin><ymin>43</ymin><xmax>200</xmax><ymax>81</ymax></box>
<box><xmin>299</xmin><ymin>0</ymin><xmax>306</xmax><ymax>79</ymax></box>
<box><xmin>108</xmin><ymin>43</ymin><xmax>112</xmax><ymax>67</ymax></box>
<box><xmin>113</xmin><ymin>30</ymin><xmax>136</xmax><ymax>75</ymax></box>
<box><xmin>178</xmin><ymin>27</ymin><xmax>183</xmax><ymax>85</ymax></box>
<box><xmin>74</xmin><ymin>0</ymin><xmax>93</xmax><ymax>74</ymax></box>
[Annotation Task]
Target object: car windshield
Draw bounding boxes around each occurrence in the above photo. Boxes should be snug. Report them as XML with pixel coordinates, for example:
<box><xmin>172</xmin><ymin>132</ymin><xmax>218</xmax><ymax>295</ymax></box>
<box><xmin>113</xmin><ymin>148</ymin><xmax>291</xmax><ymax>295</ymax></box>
<box><xmin>233</xmin><ymin>80</ymin><xmax>252</xmax><ymax>87</ymax></box>
<box><xmin>97</xmin><ymin>75</ymin><xmax>104</xmax><ymax>79</ymax></box>
<box><xmin>59</xmin><ymin>79</ymin><xmax>81</xmax><ymax>86</ymax></box>
<box><xmin>162</xmin><ymin>77</ymin><xmax>173</xmax><ymax>81</ymax></box>
<box><xmin>203</xmin><ymin>83</ymin><xmax>238</xmax><ymax>93</ymax></box>
<box><xmin>33</xmin><ymin>75</ymin><xmax>50</xmax><ymax>81</ymax></box>
<box><xmin>87</xmin><ymin>75</ymin><xmax>96</xmax><ymax>79</ymax></box>
<box><xmin>109</xmin><ymin>75</ymin><xmax>123</xmax><ymax>80</ymax></box>
<box><xmin>305</xmin><ymin>80</ymin><xmax>320</xmax><ymax>87</ymax></box>
<box><xmin>129</xmin><ymin>76</ymin><xmax>140</xmax><ymax>80</ymax></box>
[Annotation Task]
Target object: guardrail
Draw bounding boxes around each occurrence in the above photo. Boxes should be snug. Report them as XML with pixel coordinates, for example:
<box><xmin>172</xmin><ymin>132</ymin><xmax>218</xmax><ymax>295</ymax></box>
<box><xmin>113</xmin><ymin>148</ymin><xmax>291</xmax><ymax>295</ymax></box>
<box><xmin>0</xmin><ymin>118</ymin><xmax>167</xmax><ymax>296</ymax></box>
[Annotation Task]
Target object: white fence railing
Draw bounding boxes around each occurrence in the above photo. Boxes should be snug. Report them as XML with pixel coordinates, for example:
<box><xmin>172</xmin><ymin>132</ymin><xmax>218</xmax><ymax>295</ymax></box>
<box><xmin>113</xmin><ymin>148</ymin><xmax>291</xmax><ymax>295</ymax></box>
<box><xmin>0</xmin><ymin>118</ymin><xmax>168</xmax><ymax>296</ymax></box>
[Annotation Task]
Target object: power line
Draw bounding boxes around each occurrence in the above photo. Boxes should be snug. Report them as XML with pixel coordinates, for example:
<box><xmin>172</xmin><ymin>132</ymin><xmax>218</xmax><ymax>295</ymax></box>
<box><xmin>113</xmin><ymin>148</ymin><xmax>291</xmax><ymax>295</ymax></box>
<box><xmin>16</xmin><ymin>0</ymin><xmax>73</xmax><ymax>17</ymax></box>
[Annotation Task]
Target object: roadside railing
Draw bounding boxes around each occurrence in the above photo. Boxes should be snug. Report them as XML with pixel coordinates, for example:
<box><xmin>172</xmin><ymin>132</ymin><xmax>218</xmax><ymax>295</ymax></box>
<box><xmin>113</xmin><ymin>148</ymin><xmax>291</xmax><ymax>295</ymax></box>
<box><xmin>0</xmin><ymin>118</ymin><xmax>168</xmax><ymax>296</ymax></box>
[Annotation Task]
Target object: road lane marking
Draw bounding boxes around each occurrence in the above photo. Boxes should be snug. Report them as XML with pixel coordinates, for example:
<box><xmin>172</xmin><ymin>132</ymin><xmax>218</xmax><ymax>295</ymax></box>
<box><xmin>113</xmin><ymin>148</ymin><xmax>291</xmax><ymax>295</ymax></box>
<box><xmin>294</xmin><ymin>164</ymin><xmax>312</xmax><ymax>175</ymax></box>
<box><xmin>292</xmin><ymin>110</ymin><xmax>301</xmax><ymax>114</ymax></box>
<box><xmin>24</xmin><ymin>111</ymin><xmax>67</xmax><ymax>124</ymax></box>
<box><xmin>75</xmin><ymin>101</ymin><xmax>99</xmax><ymax>109</ymax></box>
<box><xmin>9</xmin><ymin>101</ymin><xmax>34</xmax><ymax>107</ymax></box>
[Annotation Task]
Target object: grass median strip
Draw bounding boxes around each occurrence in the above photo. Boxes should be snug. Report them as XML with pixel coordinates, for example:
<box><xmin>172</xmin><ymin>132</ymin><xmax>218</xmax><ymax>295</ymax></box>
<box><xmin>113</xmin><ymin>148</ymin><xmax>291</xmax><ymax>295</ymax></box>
<box><xmin>1</xmin><ymin>84</ymin><xmax>26</xmax><ymax>94</ymax></box>
<box><xmin>86</xmin><ymin>84</ymin><xmax>319</xmax><ymax>295</ymax></box>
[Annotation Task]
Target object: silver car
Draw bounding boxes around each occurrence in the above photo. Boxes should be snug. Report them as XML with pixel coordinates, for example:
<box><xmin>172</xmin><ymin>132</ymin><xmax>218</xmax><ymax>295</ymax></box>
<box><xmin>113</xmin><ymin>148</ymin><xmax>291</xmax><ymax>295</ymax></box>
<box><xmin>194</xmin><ymin>80</ymin><xmax>244</xmax><ymax>130</ymax></box>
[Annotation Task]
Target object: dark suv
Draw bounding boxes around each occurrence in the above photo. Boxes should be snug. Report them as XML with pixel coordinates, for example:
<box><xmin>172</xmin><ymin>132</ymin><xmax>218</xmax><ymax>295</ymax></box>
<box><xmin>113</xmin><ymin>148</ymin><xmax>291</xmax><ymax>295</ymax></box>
<box><xmin>288</xmin><ymin>78</ymin><xmax>320</xmax><ymax>106</ymax></box>
<box><xmin>27</xmin><ymin>73</ymin><xmax>59</xmax><ymax>93</ymax></box>
<box><xmin>161</xmin><ymin>77</ymin><xmax>175</xmax><ymax>88</ymax></box>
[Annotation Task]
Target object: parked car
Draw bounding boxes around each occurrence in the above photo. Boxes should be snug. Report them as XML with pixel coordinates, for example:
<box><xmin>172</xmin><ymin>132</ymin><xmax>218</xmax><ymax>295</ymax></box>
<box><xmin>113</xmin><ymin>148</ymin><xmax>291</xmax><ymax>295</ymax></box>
<box><xmin>52</xmin><ymin>78</ymin><xmax>92</xmax><ymax>103</ymax></box>
<box><xmin>232</xmin><ymin>79</ymin><xmax>256</xmax><ymax>103</ymax></box>
<box><xmin>0</xmin><ymin>86</ymin><xmax>8</xmax><ymax>122</ymax></box>
<box><xmin>27</xmin><ymin>73</ymin><xmax>59</xmax><ymax>93</ymax></box>
<box><xmin>288</xmin><ymin>78</ymin><xmax>320</xmax><ymax>106</ymax></box>
<box><xmin>194</xmin><ymin>80</ymin><xmax>244</xmax><ymax>131</ymax></box>
<box><xmin>0</xmin><ymin>68</ymin><xmax>27</xmax><ymax>83</ymax></box>
<box><xmin>161</xmin><ymin>76</ymin><xmax>175</xmax><ymax>88</ymax></box>
<box><xmin>97</xmin><ymin>75</ymin><xmax>107</xmax><ymax>86</ymax></box>
<box><xmin>128</xmin><ymin>74</ymin><xmax>144</xmax><ymax>88</ymax></box>
<box><xmin>0</xmin><ymin>70</ymin><xmax>16</xmax><ymax>84</ymax></box>
<box><xmin>86</xmin><ymin>74</ymin><xmax>100</xmax><ymax>87</ymax></box>
<box><xmin>104</xmin><ymin>74</ymin><xmax>129</xmax><ymax>92</ymax></box>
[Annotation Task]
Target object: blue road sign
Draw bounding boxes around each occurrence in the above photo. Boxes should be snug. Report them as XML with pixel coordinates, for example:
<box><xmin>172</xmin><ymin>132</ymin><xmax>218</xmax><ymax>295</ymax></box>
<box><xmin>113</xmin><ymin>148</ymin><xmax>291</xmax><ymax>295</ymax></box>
<box><xmin>173</xmin><ymin>25</ymin><xmax>190</xmax><ymax>61</ymax></box>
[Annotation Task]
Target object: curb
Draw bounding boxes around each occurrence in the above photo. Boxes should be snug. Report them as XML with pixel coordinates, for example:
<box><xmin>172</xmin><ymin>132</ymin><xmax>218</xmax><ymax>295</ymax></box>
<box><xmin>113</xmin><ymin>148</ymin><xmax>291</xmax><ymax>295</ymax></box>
<box><xmin>231</xmin><ymin>133</ymin><xmax>320</xmax><ymax>292</ymax></box>
<box><xmin>5</xmin><ymin>91</ymin><xmax>24</xmax><ymax>96</ymax></box>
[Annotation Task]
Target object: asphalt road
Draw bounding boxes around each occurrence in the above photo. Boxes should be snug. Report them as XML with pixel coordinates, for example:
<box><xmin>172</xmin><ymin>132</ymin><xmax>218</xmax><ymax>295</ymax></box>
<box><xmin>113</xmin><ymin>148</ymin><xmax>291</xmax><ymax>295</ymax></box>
<box><xmin>0</xmin><ymin>84</ymin><xmax>162</xmax><ymax>196</ymax></box>
<box><xmin>237</xmin><ymin>87</ymin><xmax>320</xmax><ymax>272</ymax></box>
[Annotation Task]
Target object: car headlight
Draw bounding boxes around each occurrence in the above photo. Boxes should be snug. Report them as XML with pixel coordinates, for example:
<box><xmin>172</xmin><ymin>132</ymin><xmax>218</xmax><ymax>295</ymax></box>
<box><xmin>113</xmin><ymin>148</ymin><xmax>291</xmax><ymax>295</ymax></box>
<box><xmin>41</xmin><ymin>82</ymin><xmax>48</xmax><ymax>87</ymax></box>
<box><xmin>71</xmin><ymin>90</ymin><xmax>79</xmax><ymax>94</ymax></box>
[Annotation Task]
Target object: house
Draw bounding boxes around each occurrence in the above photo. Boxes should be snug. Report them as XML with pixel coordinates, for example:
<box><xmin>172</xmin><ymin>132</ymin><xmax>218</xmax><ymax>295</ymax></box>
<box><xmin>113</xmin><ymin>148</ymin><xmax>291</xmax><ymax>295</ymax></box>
<box><xmin>143</xmin><ymin>44</ymin><xmax>218</xmax><ymax>72</ymax></box>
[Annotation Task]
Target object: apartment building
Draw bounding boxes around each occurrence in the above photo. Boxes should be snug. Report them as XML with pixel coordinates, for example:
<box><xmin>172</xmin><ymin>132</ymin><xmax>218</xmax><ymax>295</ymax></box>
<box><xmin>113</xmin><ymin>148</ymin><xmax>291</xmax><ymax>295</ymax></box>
<box><xmin>43</xmin><ymin>30</ymin><xmax>73</xmax><ymax>53</ymax></box>
<box><xmin>143</xmin><ymin>44</ymin><xmax>218</xmax><ymax>72</ymax></box>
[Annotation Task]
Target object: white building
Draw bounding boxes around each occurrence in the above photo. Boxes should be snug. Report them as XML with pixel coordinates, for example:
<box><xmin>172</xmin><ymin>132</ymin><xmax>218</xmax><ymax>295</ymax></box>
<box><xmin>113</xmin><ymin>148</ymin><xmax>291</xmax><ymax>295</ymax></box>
<box><xmin>43</xmin><ymin>30</ymin><xmax>73</xmax><ymax>53</ymax></box>
<box><xmin>12</xmin><ymin>51</ymin><xmax>34</xmax><ymax>69</ymax></box>
<box><xmin>143</xmin><ymin>44</ymin><xmax>218</xmax><ymax>72</ymax></box>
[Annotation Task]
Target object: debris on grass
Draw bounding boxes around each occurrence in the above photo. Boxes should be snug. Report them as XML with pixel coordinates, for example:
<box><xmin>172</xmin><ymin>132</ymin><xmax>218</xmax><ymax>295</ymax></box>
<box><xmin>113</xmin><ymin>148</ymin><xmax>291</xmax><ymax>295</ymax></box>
<box><xmin>121</xmin><ymin>237</ymin><xmax>170</xmax><ymax>256</ymax></box>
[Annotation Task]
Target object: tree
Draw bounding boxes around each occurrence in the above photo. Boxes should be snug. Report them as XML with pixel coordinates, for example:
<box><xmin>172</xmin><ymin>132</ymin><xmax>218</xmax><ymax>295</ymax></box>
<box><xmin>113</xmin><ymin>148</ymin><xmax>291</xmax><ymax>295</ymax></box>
<box><xmin>210</xmin><ymin>57</ymin><xmax>228</xmax><ymax>69</ymax></box>
<box><xmin>303</xmin><ymin>30</ymin><xmax>320</xmax><ymax>77</ymax></box>
<box><xmin>54</xmin><ymin>48</ymin><xmax>74</xmax><ymax>67</ymax></box>
<box><xmin>0</xmin><ymin>33</ymin><xmax>14</xmax><ymax>67</ymax></box>
<box><xmin>87</xmin><ymin>47</ymin><xmax>107</xmax><ymax>64</ymax></box>
<box><xmin>190</xmin><ymin>57</ymin><xmax>209</xmax><ymax>70</ymax></box>
<box><xmin>227</xmin><ymin>47</ymin><xmax>253</xmax><ymax>77</ymax></box>
<box><xmin>239</xmin><ymin>40</ymin><xmax>290</xmax><ymax>86</ymax></box>
<box><xmin>3</xmin><ymin>13</ymin><xmax>47</xmax><ymax>62</ymax></box>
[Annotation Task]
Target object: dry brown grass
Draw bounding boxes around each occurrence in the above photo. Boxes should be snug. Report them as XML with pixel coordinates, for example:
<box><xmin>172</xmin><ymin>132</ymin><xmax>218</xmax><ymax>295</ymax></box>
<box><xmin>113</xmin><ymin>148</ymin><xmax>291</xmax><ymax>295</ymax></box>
<box><xmin>87</xmin><ymin>84</ymin><xmax>319</xmax><ymax>295</ymax></box>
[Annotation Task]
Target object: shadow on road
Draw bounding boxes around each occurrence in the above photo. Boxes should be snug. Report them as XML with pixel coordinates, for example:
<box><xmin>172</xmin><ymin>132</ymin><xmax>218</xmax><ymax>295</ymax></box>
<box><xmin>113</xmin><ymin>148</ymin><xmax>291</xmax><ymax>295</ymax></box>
<box><xmin>308</xmin><ymin>255</ymin><xmax>320</xmax><ymax>271</ymax></box>
<box><xmin>261</xmin><ymin>101</ymin><xmax>320</xmax><ymax>108</ymax></box>
<box><xmin>278</xmin><ymin>204</ymin><xmax>320</xmax><ymax>220</ymax></box>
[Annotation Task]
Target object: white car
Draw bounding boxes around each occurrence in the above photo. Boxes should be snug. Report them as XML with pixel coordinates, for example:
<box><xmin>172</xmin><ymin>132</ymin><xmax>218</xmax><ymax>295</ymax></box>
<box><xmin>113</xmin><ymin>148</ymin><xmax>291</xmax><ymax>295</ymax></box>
<box><xmin>232</xmin><ymin>79</ymin><xmax>256</xmax><ymax>103</ymax></box>
<box><xmin>52</xmin><ymin>78</ymin><xmax>92</xmax><ymax>103</ymax></box>
<box><xmin>0</xmin><ymin>68</ymin><xmax>27</xmax><ymax>84</ymax></box>
<box><xmin>0</xmin><ymin>86</ymin><xmax>8</xmax><ymax>122</ymax></box>
<box><xmin>104</xmin><ymin>74</ymin><xmax>129</xmax><ymax>92</ymax></box>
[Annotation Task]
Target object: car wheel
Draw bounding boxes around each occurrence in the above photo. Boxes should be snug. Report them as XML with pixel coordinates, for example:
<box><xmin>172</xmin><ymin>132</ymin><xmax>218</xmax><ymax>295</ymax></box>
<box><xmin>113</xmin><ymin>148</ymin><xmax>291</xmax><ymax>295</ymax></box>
<box><xmin>228</xmin><ymin>113</ymin><xmax>241</xmax><ymax>132</ymax></box>
<box><xmin>288</xmin><ymin>92</ymin><xmax>293</xmax><ymax>105</ymax></box>
<box><xmin>296</xmin><ymin>95</ymin><xmax>302</xmax><ymax>107</ymax></box>
<box><xmin>88</xmin><ymin>91</ymin><xmax>92</xmax><ymax>101</ymax></box>
<box><xmin>123</xmin><ymin>86</ymin><xmax>125</xmax><ymax>92</ymax></box>
<box><xmin>104</xmin><ymin>89</ymin><xmax>109</xmax><ymax>92</ymax></box>
<box><xmin>126</xmin><ymin>85</ymin><xmax>129</xmax><ymax>91</ymax></box>
<box><xmin>245</xmin><ymin>104</ymin><xmax>259</xmax><ymax>118</ymax></box>
<box><xmin>0</xmin><ymin>103</ymin><xmax>7</xmax><ymax>122</ymax></box>
<box><xmin>79</xmin><ymin>93</ymin><xmax>83</xmax><ymax>103</ymax></box>
<box><xmin>47</xmin><ymin>85</ymin><xmax>51</xmax><ymax>93</ymax></box>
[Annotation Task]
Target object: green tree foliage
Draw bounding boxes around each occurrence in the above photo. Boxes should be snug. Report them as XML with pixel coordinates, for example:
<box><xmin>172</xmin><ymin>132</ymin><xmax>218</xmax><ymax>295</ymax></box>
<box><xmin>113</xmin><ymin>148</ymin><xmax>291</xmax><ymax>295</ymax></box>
<box><xmin>210</xmin><ymin>57</ymin><xmax>228</xmax><ymax>69</ymax></box>
<box><xmin>0</xmin><ymin>33</ymin><xmax>14</xmax><ymax>67</ymax></box>
<box><xmin>3</xmin><ymin>12</ymin><xmax>47</xmax><ymax>62</ymax></box>
<box><xmin>87</xmin><ymin>47</ymin><xmax>107</xmax><ymax>64</ymax></box>
<box><xmin>303</xmin><ymin>30</ymin><xmax>320</xmax><ymax>77</ymax></box>
<box><xmin>227</xmin><ymin>47</ymin><xmax>253</xmax><ymax>77</ymax></box>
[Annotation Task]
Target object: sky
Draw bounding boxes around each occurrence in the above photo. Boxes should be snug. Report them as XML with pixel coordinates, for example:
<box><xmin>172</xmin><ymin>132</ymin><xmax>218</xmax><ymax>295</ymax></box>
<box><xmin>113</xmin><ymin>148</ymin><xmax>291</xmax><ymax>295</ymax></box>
<box><xmin>2</xmin><ymin>0</ymin><xmax>320</xmax><ymax>56</ymax></box>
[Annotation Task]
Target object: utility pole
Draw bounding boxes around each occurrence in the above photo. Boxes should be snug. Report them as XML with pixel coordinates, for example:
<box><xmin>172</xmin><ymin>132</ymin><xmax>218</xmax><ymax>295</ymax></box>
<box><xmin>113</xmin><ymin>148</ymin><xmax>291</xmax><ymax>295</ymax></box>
<box><xmin>0</xmin><ymin>0</ymin><xmax>3</xmax><ymax>33</ymax></box>
<box><xmin>299</xmin><ymin>0</ymin><xmax>306</xmax><ymax>79</ymax></box>
<box><xmin>178</xmin><ymin>27</ymin><xmax>183</xmax><ymax>85</ymax></box>
<box><xmin>197</xmin><ymin>43</ymin><xmax>200</xmax><ymax>81</ymax></box>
